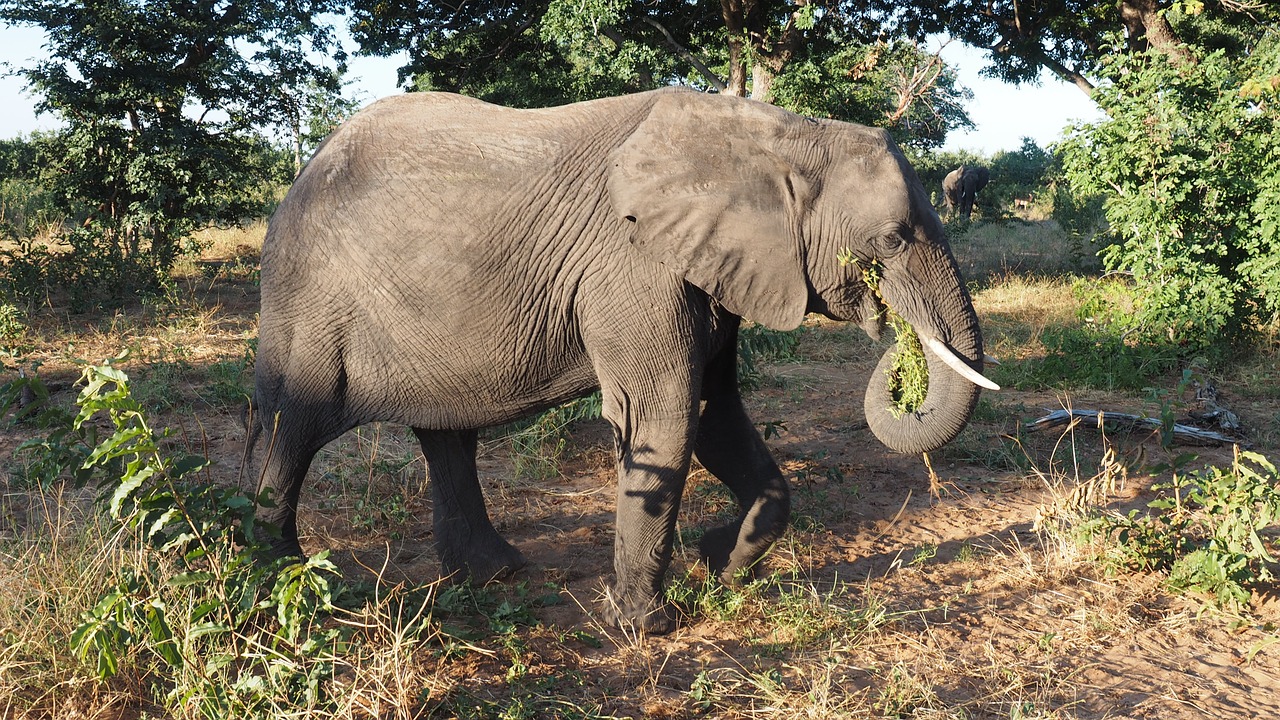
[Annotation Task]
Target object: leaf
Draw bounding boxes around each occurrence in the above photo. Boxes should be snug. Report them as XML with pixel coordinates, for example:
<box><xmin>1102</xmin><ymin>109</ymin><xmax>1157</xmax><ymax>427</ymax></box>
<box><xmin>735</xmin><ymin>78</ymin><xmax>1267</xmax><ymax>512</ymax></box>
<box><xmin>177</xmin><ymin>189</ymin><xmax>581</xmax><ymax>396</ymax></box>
<box><xmin>169</xmin><ymin>454</ymin><xmax>209</xmax><ymax>479</ymax></box>
<box><xmin>83</xmin><ymin>426</ymin><xmax>149</xmax><ymax>467</ymax></box>
<box><xmin>145</xmin><ymin>601</ymin><xmax>182</xmax><ymax>668</ymax></box>
<box><xmin>167</xmin><ymin>571</ymin><xmax>217</xmax><ymax>589</ymax></box>
<box><xmin>109</xmin><ymin>464</ymin><xmax>155</xmax><ymax>518</ymax></box>
<box><xmin>146</xmin><ymin>508</ymin><xmax>180</xmax><ymax>540</ymax></box>
<box><xmin>189</xmin><ymin>622</ymin><xmax>233</xmax><ymax>642</ymax></box>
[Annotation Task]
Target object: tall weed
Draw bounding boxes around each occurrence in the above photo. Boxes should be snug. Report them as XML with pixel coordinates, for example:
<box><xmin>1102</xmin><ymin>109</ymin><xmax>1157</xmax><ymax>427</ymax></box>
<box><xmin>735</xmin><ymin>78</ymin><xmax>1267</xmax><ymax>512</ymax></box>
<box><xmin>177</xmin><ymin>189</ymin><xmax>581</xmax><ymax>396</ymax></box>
<box><xmin>0</xmin><ymin>359</ymin><xmax>352</xmax><ymax>717</ymax></box>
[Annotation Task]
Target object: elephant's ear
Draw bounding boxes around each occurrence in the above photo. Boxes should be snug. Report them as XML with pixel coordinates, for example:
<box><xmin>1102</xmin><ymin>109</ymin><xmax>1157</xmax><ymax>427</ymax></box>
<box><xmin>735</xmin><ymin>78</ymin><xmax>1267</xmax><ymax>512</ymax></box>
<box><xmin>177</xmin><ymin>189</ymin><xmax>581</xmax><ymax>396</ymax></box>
<box><xmin>607</xmin><ymin>92</ymin><xmax>813</xmax><ymax>331</ymax></box>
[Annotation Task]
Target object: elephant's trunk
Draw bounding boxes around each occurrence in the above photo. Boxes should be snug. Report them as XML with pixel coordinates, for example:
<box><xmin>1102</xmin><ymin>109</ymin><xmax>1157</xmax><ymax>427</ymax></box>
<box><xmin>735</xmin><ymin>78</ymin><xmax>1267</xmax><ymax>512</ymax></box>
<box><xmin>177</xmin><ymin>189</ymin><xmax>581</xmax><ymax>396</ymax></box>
<box><xmin>862</xmin><ymin>264</ymin><xmax>992</xmax><ymax>454</ymax></box>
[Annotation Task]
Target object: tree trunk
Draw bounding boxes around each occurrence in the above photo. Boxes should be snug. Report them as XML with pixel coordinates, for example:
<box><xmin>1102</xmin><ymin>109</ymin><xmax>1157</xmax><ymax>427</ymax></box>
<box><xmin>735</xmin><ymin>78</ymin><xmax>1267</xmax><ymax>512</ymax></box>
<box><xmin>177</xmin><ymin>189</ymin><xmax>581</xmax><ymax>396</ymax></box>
<box><xmin>750</xmin><ymin>64</ymin><xmax>775</xmax><ymax>102</ymax></box>
<box><xmin>721</xmin><ymin>0</ymin><xmax>749</xmax><ymax>96</ymax></box>
<box><xmin>1118</xmin><ymin>0</ymin><xmax>1194</xmax><ymax>64</ymax></box>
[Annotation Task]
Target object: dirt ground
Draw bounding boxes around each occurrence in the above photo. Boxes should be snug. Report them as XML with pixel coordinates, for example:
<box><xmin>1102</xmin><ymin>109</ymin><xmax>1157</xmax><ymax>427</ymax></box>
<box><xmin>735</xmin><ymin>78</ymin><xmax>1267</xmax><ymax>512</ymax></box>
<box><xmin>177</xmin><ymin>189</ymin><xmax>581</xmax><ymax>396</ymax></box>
<box><xmin>227</xmin><ymin>317</ymin><xmax>1280</xmax><ymax>716</ymax></box>
<box><xmin>6</xmin><ymin>263</ymin><xmax>1280</xmax><ymax>718</ymax></box>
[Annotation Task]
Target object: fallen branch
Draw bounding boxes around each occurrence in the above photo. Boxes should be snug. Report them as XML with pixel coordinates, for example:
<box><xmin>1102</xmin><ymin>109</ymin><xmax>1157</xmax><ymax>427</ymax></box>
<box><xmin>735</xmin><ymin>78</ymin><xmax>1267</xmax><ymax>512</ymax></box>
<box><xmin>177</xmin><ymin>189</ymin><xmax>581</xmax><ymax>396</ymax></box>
<box><xmin>1024</xmin><ymin>408</ymin><xmax>1239</xmax><ymax>446</ymax></box>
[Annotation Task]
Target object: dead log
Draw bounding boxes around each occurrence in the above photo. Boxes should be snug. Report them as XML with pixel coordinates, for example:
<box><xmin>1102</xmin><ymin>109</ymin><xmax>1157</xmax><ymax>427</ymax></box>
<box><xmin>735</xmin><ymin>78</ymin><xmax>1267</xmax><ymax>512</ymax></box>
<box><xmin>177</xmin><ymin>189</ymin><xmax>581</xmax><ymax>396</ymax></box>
<box><xmin>1024</xmin><ymin>408</ymin><xmax>1239</xmax><ymax>446</ymax></box>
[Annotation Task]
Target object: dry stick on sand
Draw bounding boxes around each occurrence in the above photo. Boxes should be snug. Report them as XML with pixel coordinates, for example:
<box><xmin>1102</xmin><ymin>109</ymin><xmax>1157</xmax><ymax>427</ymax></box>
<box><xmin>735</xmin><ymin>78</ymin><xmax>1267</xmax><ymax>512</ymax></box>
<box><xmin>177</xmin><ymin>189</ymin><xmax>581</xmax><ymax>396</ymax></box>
<box><xmin>1024</xmin><ymin>408</ymin><xmax>1237</xmax><ymax>446</ymax></box>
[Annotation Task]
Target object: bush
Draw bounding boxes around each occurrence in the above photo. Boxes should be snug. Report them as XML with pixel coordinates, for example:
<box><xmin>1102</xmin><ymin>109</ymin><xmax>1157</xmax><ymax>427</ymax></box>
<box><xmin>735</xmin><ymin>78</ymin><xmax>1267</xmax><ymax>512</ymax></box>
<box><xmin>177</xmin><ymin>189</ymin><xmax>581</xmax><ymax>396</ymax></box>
<box><xmin>1000</xmin><ymin>325</ymin><xmax>1183</xmax><ymax>393</ymax></box>
<box><xmin>1087</xmin><ymin>449</ymin><xmax>1280</xmax><ymax>610</ymax></box>
<box><xmin>737</xmin><ymin>323</ymin><xmax>803</xmax><ymax>390</ymax></box>
<box><xmin>986</xmin><ymin>138</ymin><xmax>1054</xmax><ymax>215</ymax></box>
<box><xmin>2</xmin><ymin>359</ymin><xmax>347</xmax><ymax>716</ymax></box>
<box><xmin>1057</xmin><ymin>44</ymin><xmax>1280</xmax><ymax>349</ymax></box>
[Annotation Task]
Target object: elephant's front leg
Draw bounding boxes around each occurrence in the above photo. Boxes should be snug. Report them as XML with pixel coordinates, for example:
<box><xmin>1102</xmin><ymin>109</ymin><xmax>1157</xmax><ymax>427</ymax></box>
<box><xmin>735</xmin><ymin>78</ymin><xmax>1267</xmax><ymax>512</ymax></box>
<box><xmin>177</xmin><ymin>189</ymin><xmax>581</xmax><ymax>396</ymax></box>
<box><xmin>599</xmin><ymin>395</ymin><xmax>697</xmax><ymax>634</ymax></box>
<box><xmin>694</xmin><ymin>344</ymin><xmax>791</xmax><ymax>584</ymax></box>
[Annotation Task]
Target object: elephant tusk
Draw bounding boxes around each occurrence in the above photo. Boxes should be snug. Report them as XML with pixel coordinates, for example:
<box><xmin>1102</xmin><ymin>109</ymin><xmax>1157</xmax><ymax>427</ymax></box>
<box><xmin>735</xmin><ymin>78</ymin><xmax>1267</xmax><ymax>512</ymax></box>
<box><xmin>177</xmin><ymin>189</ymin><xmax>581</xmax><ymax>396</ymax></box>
<box><xmin>921</xmin><ymin>336</ymin><xmax>1001</xmax><ymax>391</ymax></box>
<box><xmin>984</xmin><ymin>354</ymin><xmax>1001</xmax><ymax>366</ymax></box>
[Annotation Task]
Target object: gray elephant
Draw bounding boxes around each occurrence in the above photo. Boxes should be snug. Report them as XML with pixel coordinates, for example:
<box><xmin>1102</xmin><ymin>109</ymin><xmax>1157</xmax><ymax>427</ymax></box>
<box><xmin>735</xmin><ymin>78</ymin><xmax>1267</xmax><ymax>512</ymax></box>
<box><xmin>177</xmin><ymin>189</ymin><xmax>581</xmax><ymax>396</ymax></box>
<box><xmin>251</xmin><ymin>88</ymin><xmax>997</xmax><ymax>633</ymax></box>
<box><xmin>942</xmin><ymin>165</ymin><xmax>990</xmax><ymax>219</ymax></box>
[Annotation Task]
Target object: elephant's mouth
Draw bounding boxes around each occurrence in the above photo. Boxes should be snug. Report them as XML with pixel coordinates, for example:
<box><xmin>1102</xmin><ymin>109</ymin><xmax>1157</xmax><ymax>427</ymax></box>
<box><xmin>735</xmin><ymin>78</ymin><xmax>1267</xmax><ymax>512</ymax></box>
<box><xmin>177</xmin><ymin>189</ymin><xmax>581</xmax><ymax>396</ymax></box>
<box><xmin>854</xmin><ymin>289</ymin><xmax>996</xmax><ymax>393</ymax></box>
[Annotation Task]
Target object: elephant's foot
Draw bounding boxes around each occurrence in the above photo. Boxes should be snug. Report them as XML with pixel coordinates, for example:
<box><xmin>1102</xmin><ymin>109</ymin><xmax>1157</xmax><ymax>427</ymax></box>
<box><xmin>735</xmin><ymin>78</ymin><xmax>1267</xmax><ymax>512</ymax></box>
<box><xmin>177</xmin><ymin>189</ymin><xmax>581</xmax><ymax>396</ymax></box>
<box><xmin>438</xmin><ymin>534</ymin><xmax>527</xmax><ymax>583</ymax></box>
<box><xmin>263</xmin><ymin>536</ymin><xmax>305</xmax><ymax>560</ymax></box>
<box><xmin>699</xmin><ymin>522</ymin><xmax>759</xmax><ymax>585</ymax></box>
<box><xmin>600</xmin><ymin>586</ymin><xmax>678</xmax><ymax>635</ymax></box>
<box><xmin>699</xmin><ymin>491</ymin><xmax>789</xmax><ymax>585</ymax></box>
<box><xmin>256</xmin><ymin>515</ymin><xmax>305</xmax><ymax>560</ymax></box>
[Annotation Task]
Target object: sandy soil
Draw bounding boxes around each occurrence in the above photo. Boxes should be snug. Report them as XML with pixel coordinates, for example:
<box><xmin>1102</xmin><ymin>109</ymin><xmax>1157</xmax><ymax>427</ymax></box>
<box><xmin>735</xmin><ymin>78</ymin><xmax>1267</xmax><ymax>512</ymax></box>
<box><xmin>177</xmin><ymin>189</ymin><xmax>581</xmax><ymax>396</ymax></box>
<box><xmin>5</xmin><ymin>266</ymin><xmax>1280</xmax><ymax>718</ymax></box>
<box><xmin>264</xmin><ymin>325</ymin><xmax>1280</xmax><ymax>718</ymax></box>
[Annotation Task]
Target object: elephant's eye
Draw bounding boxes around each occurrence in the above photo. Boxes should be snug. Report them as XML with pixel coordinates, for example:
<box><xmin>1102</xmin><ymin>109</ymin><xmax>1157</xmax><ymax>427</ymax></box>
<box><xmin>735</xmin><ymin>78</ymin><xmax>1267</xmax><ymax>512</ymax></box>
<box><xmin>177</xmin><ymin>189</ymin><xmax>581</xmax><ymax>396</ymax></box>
<box><xmin>876</xmin><ymin>233</ymin><xmax>909</xmax><ymax>256</ymax></box>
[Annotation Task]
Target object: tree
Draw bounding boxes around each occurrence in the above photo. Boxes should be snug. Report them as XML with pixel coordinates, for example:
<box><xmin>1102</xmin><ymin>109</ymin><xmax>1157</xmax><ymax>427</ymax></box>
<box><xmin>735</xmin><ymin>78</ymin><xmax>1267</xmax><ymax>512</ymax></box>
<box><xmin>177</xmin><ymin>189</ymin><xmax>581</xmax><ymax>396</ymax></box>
<box><xmin>1057</xmin><ymin>37</ymin><xmax>1280</xmax><ymax>348</ymax></box>
<box><xmin>770</xmin><ymin>38</ymin><xmax>973</xmax><ymax>150</ymax></box>
<box><xmin>0</xmin><ymin>0</ymin><xmax>347</xmax><ymax>305</ymax></box>
<box><xmin>890</xmin><ymin>0</ymin><xmax>1280</xmax><ymax>99</ymax></box>
<box><xmin>346</xmin><ymin>0</ymin><xmax>973</xmax><ymax>142</ymax></box>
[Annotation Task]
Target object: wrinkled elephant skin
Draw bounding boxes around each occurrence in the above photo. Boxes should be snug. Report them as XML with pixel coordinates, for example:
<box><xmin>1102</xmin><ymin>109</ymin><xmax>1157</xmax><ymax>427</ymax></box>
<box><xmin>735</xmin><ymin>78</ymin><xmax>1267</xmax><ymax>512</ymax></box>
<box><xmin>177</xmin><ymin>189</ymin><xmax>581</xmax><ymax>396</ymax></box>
<box><xmin>251</xmin><ymin>88</ymin><xmax>994</xmax><ymax>633</ymax></box>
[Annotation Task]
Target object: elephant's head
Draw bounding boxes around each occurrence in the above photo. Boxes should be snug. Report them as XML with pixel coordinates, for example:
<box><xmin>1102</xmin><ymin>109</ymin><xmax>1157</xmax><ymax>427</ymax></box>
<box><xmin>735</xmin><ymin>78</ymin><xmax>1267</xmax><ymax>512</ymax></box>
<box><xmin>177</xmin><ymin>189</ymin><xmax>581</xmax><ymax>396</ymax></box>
<box><xmin>607</xmin><ymin>90</ymin><xmax>995</xmax><ymax>454</ymax></box>
<box><xmin>964</xmin><ymin>166</ymin><xmax>991</xmax><ymax>195</ymax></box>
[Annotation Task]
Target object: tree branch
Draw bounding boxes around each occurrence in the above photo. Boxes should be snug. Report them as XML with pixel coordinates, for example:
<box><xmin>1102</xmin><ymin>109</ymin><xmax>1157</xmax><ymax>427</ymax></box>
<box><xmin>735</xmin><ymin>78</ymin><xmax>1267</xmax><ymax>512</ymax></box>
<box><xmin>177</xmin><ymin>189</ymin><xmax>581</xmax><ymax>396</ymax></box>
<box><xmin>1038</xmin><ymin>53</ymin><xmax>1097</xmax><ymax>97</ymax></box>
<box><xmin>641</xmin><ymin>17</ymin><xmax>726</xmax><ymax>92</ymax></box>
<box><xmin>885</xmin><ymin>43</ymin><xmax>946</xmax><ymax>125</ymax></box>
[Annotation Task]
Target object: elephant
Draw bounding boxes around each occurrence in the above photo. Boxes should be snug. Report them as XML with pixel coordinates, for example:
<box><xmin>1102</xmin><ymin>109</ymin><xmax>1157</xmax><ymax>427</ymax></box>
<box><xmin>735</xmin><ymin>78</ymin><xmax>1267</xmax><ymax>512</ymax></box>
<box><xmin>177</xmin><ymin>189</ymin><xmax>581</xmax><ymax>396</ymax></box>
<box><xmin>942</xmin><ymin>165</ymin><xmax>990</xmax><ymax>219</ymax></box>
<box><xmin>250</xmin><ymin>87</ymin><xmax>998</xmax><ymax>634</ymax></box>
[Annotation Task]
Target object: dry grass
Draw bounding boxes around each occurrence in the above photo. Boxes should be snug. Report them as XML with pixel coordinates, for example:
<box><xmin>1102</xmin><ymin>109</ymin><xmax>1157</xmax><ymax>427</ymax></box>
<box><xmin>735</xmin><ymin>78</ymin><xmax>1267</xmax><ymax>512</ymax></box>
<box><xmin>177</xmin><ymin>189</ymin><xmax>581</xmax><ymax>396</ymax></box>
<box><xmin>3</xmin><ymin>217</ymin><xmax>1280</xmax><ymax>718</ymax></box>
<box><xmin>971</xmin><ymin>274</ymin><xmax>1082</xmax><ymax>366</ymax></box>
<box><xmin>951</xmin><ymin>220</ymin><xmax>1102</xmax><ymax>283</ymax></box>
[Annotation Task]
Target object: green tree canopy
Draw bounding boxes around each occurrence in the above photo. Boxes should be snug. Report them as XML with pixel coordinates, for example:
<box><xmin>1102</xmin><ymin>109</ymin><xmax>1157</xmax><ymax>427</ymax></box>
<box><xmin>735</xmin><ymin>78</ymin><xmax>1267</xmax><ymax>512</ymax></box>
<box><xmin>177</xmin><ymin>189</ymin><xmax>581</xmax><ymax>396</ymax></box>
<box><xmin>346</xmin><ymin>0</ymin><xmax>973</xmax><ymax>147</ymax></box>
<box><xmin>1058</xmin><ymin>38</ymin><xmax>1280</xmax><ymax>348</ymax></box>
<box><xmin>888</xmin><ymin>0</ymin><xmax>1280</xmax><ymax>97</ymax></box>
<box><xmin>0</xmin><ymin>0</ymin><xmax>348</xmax><ymax>305</ymax></box>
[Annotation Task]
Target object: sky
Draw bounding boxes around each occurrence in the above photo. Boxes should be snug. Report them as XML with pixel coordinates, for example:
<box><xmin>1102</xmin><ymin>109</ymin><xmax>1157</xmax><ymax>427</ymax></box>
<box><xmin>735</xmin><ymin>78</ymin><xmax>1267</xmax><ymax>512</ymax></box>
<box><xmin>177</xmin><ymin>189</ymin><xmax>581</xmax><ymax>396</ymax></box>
<box><xmin>0</xmin><ymin>24</ymin><xmax>1104</xmax><ymax>155</ymax></box>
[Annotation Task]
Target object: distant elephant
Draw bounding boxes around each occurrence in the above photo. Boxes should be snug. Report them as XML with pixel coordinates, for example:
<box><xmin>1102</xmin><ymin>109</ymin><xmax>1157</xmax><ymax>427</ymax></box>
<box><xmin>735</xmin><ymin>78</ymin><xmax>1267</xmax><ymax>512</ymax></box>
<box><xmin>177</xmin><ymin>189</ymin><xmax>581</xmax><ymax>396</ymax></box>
<box><xmin>251</xmin><ymin>88</ymin><xmax>997</xmax><ymax>633</ymax></box>
<box><xmin>942</xmin><ymin>165</ymin><xmax>990</xmax><ymax>219</ymax></box>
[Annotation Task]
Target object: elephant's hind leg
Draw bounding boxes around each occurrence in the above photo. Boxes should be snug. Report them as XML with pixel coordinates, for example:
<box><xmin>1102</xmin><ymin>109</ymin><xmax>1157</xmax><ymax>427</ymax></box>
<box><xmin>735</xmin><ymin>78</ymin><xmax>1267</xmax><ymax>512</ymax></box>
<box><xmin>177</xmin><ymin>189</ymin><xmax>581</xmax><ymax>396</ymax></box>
<box><xmin>252</xmin><ymin>412</ymin><xmax>348</xmax><ymax>559</ymax></box>
<box><xmin>693</xmin><ymin>341</ymin><xmax>791</xmax><ymax>584</ymax></box>
<box><xmin>414</xmin><ymin>428</ymin><xmax>526</xmax><ymax>582</ymax></box>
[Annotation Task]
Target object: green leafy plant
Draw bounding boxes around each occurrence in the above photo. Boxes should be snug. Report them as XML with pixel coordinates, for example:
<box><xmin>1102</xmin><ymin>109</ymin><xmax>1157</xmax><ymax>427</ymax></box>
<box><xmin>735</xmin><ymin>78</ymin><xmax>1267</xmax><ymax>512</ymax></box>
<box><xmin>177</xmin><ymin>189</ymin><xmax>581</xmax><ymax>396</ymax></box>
<box><xmin>506</xmin><ymin>392</ymin><xmax>603</xmax><ymax>481</ymax></box>
<box><xmin>1088</xmin><ymin>448</ymin><xmax>1280</xmax><ymax>609</ymax></box>
<box><xmin>840</xmin><ymin>250</ymin><xmax>927</xmax><ymax>414</ymax></box>
<box><xmin>1058</xmin><ymin>43</ymin><xmax>1280</xmax><ymax>349</ymax></box>
<box><xmin>1007</xmin><ymin>324</ymin><xmax>1184</xmax><ymax>393</ymax></box>
<box><xmin>737</xmin><ymin>323</ymin><xmax>802</xmax><ymax>389</ymax></box>
<box><xmin>0</xmin><ymin>356</ymin><xmax>353</xmax><ymax>716</ymax></box>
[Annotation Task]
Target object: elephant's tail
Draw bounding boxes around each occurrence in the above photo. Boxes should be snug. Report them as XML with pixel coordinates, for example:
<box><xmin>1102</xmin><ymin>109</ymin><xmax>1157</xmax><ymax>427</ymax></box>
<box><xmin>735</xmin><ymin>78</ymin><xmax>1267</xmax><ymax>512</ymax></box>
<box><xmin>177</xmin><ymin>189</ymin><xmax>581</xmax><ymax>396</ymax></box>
<box><xmin>239</xmin><ymin>394</ymin><xmax>262</xmax><ymax>492</ymax></box>
<box><xmin>240</xmin><ymin>381</ymin><xmax>281</xmax><ymax>496</ymax></box>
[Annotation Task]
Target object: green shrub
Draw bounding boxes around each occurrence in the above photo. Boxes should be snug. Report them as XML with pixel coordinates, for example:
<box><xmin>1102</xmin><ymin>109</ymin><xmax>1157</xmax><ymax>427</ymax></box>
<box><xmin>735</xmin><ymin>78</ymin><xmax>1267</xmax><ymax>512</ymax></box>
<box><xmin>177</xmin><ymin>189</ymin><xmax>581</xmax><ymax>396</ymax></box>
<box><xmin>1087</xmin><ymin>449</ymin><xmax>1280</xmax><ymax>610</ymax></box>
<box><xmin>1058</xmin><ymin>44</ymin><xmax>1280</xmax><ymax>349</ymax></box>
<box><xmin>506</xmin><ymin>393</ymin><xmax>603</xmax><ymax>480</ymax></box>
<box><xmin>2</xmin><ymin>359</ymin><xmax>348</xmax><ymax>716</ymax></box>
<box><xmin>1003</xmin><ymin>325</ymin><xmax>1183</xmax><ymax>392</ymax></box>
<box><xmin>737</xmin><ymin>323</ymin><xmax>802</xmax><ymax>389</ymax></box>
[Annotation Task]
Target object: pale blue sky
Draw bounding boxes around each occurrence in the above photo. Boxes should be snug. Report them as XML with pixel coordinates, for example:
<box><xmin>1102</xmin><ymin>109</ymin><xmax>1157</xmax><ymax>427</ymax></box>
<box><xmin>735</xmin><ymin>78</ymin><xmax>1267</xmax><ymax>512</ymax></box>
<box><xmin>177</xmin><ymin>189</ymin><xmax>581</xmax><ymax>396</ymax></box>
<box><xmin>0</xmin><ymin>24</ymin><xmax>1103</xmax><ymax>154</ymax></box>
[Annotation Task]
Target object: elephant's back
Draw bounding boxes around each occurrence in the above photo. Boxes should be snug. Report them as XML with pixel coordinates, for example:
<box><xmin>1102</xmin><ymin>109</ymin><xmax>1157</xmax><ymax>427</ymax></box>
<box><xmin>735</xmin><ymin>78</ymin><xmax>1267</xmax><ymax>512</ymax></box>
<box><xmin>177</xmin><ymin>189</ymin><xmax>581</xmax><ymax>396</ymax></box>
<box><xmin>263</xmin><ymin>92</ymin><xmax>639</xmax><ymax>272</ymax></box>
<box><xmin>256</xmin><ymin>92</ymin><xmax>650</xmax><ymax>427</ymax></box>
